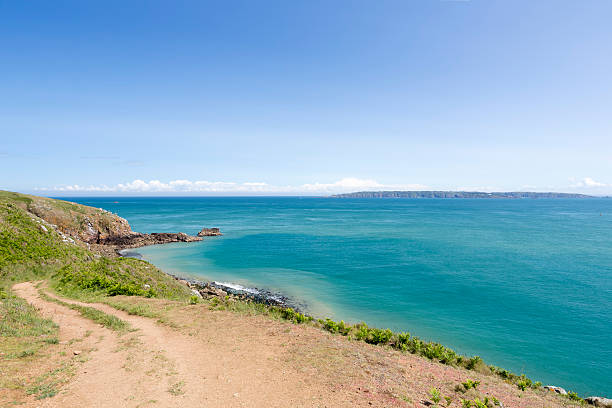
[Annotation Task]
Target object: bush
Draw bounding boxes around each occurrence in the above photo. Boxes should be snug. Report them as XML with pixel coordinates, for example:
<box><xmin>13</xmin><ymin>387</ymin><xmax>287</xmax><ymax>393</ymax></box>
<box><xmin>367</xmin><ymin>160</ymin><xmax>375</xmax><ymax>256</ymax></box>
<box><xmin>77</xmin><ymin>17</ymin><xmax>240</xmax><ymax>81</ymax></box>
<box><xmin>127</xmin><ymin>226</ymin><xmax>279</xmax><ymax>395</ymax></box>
<box><xmin>429</xmin><ymin>387</ymin><xmax>441</xmax><ymax>405</ymax></box>
<box><xmin>353</xmin><ymin>323</ymin><xmax>393</xmax><ymax>345</ymax></box>
<box><xmin>337</xmin><ymin>320</ymin><xmax>351</xmax><ymax>335</ymax></box>
<box><xmin>516</xmin><ymin>379</ymin><xmax>529</xmax><ymax>391</ymax></box>
<box><xmin>280</xmin><ymin>308</ymin><xmax>311</xmax><ymax>324</ymax></box>
<box><xmin>392</xmin><ymin>332</ymin><xmax>411</xmax><ymax>351</ymax></box>
<box><xmin>367</xmin><ymin>327</ymin><xmax>393</xmax><ymax>345</ymax></box>
<box><xmin>354</xmin><ymin>322</ymin><xmax>369</xmax><ymax>341</ymax></box>
<box><xmin>189</xmin><ymin>295</ymin><xmax>199</xmax><ymax>305</ymax></box>
<box><xmin>408</xmin><ymin>337</ymin><xmax>424</xmax><ymax>354</ymax></box>
<box><xmin>465</xmin><ymin>356</ymin><xmax>482</xmax><ymax>370</ymax></box>
<box><xmin>461</xmin><ymin>379</ymin><xmax>480</xmax><ymax>391</ymax></box>
<box><xmin>472</xmin><ymin>398</ymin><xmax>489</xmax><ymax>408</ymax></box>
<box><xmin>56</xmin><ymin>261</ymin><xmax>158</xmax><ymax>298</ymax></box>
<box><xmin>323</xmin><ymin>318</ymin><xmax>339</xmax><ymax>333</ymax></box>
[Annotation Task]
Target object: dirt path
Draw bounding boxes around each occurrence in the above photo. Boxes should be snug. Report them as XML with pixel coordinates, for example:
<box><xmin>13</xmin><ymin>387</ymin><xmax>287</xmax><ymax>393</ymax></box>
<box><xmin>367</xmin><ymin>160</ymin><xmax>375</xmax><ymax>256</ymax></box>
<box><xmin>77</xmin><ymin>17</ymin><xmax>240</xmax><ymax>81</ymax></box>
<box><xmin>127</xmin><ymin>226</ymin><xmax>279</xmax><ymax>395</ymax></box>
<box><xmin>12</xmin><ymin>282</ymin><xmax>374</xmax><ymax>408</ymax></box>
<box><xmin>13</xmin><ymin>282</ymin><xmax>577</xmax><ymax>408</ymax></box>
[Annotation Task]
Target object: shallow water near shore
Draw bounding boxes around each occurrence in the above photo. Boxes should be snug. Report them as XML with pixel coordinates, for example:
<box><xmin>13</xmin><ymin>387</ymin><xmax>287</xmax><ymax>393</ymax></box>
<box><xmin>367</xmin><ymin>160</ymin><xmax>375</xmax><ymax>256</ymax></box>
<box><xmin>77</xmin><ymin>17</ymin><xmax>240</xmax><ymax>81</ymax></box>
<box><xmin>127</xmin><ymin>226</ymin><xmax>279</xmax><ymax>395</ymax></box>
<box><xmin>68</xmin><ymin>197</ymin><xmax>612</xmax><ymax>396</ymax></box>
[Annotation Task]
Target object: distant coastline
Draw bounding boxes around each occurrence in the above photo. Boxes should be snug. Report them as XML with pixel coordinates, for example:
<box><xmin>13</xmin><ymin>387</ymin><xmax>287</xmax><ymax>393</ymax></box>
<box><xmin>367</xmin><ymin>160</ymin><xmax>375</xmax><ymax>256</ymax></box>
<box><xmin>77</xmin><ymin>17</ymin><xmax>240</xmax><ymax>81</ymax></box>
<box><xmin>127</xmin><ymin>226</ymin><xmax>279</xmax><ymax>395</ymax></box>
<box><xmin>331</xmin><ymin>191</ymin><xmax>596</xmax><ymax>199</ymax></box>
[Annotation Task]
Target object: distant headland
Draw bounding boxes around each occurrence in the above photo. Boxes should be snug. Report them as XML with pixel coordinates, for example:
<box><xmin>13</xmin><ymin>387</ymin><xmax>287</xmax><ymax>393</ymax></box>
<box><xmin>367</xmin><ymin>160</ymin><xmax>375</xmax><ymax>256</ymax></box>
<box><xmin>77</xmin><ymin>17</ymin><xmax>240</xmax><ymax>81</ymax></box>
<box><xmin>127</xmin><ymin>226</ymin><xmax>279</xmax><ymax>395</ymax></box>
<box><xmin>331</xmin><ymin>191</ymin><xmax>596</xmax><ymax>199</ymax></box>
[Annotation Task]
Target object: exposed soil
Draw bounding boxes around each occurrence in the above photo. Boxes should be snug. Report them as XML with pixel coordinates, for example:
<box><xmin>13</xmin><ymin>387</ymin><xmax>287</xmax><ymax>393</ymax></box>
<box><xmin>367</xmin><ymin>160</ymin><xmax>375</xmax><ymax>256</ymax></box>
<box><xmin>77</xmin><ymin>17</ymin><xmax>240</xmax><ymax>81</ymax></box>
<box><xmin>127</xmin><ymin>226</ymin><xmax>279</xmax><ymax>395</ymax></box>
<box><xmin>13</xmin><ymin>282</ymin><xmax>576</xmax><ymax>408</ymax></box>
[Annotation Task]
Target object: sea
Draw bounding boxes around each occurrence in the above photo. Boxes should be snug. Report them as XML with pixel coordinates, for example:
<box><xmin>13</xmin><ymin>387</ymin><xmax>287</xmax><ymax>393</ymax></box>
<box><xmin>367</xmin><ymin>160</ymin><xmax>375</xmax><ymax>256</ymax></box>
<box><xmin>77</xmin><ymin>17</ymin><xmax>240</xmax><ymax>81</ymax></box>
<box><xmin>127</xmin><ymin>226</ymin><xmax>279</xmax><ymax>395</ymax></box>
<box><xmin>67</xmin><ymin>196</ymin><xmax>612</xmax><ymax>396</ymax></box>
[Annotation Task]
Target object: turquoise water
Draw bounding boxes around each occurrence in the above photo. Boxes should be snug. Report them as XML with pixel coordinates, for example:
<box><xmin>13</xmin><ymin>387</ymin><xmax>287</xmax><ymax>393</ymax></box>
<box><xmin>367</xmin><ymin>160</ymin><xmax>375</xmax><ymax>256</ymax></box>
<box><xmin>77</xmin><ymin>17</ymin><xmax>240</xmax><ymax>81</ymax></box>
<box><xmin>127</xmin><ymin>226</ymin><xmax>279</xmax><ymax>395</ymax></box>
<box><xmin>68</xmin><ymin>197</ymin><xmax>612</xmax><ymax>396</ymax></box>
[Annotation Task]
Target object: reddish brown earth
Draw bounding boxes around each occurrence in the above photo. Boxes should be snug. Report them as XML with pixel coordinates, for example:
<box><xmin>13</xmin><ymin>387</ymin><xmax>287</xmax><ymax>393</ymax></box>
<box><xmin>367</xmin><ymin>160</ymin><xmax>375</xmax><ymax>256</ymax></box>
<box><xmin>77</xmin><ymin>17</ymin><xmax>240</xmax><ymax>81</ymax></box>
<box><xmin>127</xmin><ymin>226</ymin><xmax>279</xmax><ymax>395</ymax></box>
<box><xmin>11</xmin><ymin>282</ymin><xmax>578</xmax><ymax>408</ymax></box>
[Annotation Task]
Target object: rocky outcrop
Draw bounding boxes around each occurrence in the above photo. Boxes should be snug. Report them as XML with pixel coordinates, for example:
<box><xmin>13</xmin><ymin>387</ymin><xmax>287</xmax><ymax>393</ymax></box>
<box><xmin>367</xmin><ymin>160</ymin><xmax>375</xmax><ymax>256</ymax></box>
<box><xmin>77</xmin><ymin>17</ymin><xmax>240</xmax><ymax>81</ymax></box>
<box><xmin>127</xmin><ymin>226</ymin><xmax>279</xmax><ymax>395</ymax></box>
<box><xmin>101</xmin><ymin>232</ymin><xmax>202</xmax><ymax>248</ymax></box>
<box><xmin>197</xmin><ymin>227</ymin><xmax>222</xmax><ymax>237</ymax></box>
<box><xmin>26</xmin><ymin>200</ymin><xmax>134</xmax><ymax>244</ymax></box>
<box><xmin>196</xmin><ymin>282</ymin><xmax>228</xmax><ymax>298</ymax></box>
<box><xmin>544</xmin><ymin>386</ymin><xmax>567</xmax><ymax>395</ymax></box>
<box><xmin>12</xmin><ymin>193</ymin><xmax>208</xmax><ymax>251</ymax></box>
<box><xmin>585</xmin><ymin>397</ymin><xmax>612</xmax><ymax>407</ymax></box>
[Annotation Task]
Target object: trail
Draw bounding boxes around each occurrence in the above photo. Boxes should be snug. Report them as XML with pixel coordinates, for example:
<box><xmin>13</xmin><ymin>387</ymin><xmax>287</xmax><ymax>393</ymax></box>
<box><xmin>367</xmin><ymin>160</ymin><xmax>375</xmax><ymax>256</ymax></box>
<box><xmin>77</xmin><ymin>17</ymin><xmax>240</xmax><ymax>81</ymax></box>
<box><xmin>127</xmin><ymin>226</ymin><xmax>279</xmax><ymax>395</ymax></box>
<box><xmin>12</xmin><ymin>282</ymin><xmax>577</xmax><ymax>408</ymax></box>
<box><xmin>12</xmin><ymin>282</ymin><xmax>367</xmax><ymax>408</ymax></box>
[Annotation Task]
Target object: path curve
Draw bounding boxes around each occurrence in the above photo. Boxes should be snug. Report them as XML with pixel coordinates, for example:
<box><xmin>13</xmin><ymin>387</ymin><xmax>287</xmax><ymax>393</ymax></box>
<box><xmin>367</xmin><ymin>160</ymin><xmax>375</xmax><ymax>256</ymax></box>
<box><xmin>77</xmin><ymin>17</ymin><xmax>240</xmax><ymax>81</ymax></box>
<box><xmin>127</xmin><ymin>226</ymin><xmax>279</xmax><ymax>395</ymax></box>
<box><xmin>13</xmin><ymin>282</ymin><xmax>373</xmax><ymax>408</ymax></box>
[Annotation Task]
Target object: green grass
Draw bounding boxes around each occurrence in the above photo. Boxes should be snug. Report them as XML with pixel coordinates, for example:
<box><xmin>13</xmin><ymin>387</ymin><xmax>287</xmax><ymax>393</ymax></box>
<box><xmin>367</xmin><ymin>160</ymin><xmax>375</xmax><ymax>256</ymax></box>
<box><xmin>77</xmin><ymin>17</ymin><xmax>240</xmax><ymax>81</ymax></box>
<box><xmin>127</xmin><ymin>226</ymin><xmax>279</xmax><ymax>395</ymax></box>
<box><xmin>0</xmin><ymin>191</ymin><xmax>33</xmax><ymax>205</ymax></box>
<box><xmin>0</xmin><ymin>286</ymin><xmax>62</xmax><ymax>402</ymax></box>
<box><xmin>26</xmin><ymin>361</ymin><xmax>77</xmax><ymax>400</ymax></box>
<box><xmin>0</xmin><ymin>290</ymin><xmax>58</xmax><ymax>337</ymax></box>
<box><xmin>38</xmin><ymin>290</ymin><xmax>132</xmax><ymax>333</ymax></box>
<box><xmin>0</xmin><ymin>289</ymin><xmax>59</xmax><ymax>360</ymax></box>
<box><xmin>0</xmin><ymin>192</ymin><xmax>191</xmax><ymax>302</ymax></box>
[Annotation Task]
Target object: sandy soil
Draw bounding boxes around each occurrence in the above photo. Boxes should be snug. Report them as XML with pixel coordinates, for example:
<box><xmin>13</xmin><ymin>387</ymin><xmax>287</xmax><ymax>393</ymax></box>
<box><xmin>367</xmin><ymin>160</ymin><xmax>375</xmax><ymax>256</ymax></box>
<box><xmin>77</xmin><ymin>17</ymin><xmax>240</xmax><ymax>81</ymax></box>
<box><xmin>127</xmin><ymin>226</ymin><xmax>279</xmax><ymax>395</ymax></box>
<box><xmin>12</xmin><ymin>282</ymin><xmax>575</xmax><ymax>408</ymax></box>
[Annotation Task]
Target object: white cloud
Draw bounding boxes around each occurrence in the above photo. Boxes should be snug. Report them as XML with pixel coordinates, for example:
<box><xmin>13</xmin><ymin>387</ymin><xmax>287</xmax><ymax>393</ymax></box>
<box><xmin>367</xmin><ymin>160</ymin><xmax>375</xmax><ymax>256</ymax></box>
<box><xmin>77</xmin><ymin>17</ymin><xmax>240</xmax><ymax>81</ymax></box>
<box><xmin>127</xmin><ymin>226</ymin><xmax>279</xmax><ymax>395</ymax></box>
<box><xmin>570</xmin><ymin>177</ymin><xmax>607</xmax><ymax>188</ymax></box>
<box><xmin>35</xmin><ymin>178</ymin><xmax>427</xmax><ymax>195</ymax></box>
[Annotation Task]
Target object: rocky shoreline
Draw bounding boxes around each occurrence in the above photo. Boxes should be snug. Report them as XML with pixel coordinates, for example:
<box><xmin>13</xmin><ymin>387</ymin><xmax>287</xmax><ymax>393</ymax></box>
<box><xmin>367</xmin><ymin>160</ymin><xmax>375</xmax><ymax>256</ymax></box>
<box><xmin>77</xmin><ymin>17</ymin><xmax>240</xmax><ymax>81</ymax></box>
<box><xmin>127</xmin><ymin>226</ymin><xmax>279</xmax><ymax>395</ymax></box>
<box><xmin>171</xmin><ymin>274</ymin><xmax>307</xmax><ymax>313</ymax></box>
<box><xmin>103</xmin><ymin>231</ymin><xmax>203</xmax><ymax>248</ymax></box>
<box><xmin>117</xmin><ymin>247</ymin><xmax>306</xmax><ymax>312</ymax></box>
<box><xmin>104</xmin><ymin>227</ymin><xmax>224</xmax><ymax>248</ymax></box>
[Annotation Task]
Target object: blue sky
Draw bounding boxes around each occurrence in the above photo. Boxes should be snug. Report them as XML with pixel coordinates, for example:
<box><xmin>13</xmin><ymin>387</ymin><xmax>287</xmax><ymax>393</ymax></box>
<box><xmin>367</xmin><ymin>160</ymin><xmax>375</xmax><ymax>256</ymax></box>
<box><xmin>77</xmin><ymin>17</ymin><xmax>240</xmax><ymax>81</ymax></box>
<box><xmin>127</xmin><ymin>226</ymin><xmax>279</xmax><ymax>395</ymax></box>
<box><xmin>1</xmin><ymin>0</ymin><xmax>611</xmax><ymax>195</ymax></box>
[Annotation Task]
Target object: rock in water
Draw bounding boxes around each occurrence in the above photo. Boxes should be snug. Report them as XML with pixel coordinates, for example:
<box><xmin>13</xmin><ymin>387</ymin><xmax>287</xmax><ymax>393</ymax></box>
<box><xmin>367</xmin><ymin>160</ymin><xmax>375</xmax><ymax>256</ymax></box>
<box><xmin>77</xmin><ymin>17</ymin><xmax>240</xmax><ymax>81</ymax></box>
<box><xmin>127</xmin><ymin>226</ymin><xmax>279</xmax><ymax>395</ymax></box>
<box><xmin>197</xmin><ymin>227</ymin><xmax>222</xmax><ymax>237</ymax></box>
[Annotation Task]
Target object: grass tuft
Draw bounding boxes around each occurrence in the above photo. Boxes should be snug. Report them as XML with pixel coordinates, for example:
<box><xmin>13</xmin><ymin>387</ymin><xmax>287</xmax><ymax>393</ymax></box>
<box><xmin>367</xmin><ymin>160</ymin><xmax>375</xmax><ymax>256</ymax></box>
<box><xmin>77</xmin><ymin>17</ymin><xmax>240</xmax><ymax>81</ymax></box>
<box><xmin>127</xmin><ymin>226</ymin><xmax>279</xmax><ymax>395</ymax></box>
<box><xmin>38</xmin><ymin>290</ymin><xmax>132</xmax><ymax>333</ymax></box>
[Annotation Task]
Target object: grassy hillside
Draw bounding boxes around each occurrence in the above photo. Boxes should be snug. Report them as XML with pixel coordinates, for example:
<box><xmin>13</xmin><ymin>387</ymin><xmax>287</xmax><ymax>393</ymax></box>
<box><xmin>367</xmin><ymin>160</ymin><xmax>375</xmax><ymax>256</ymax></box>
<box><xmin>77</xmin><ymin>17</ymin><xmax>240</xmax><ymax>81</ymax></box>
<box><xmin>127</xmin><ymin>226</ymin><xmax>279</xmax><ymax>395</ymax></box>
<box><xmin>0</xmin><ymin>190</ymin><xmax>192</xmax><ymax>298</ymax></box>
<box><xmin>0</xmin><ymin>191</ymin><xmax>192</xmax><ymax>402</ymax></box>
<box><xmin>0</xmin><ymin>190</ymin><xmax>136</xmax><ymax>244</ymax></box>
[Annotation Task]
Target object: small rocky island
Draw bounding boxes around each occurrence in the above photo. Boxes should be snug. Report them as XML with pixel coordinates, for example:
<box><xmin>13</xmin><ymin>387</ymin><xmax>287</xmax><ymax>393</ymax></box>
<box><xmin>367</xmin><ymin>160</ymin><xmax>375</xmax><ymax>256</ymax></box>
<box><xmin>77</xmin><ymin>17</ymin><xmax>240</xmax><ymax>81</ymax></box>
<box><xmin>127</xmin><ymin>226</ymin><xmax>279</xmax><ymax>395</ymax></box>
<box><xmin>197</xmin><ymin>227</ymin><xmax>222</xmax><ymax>237</ymax></box>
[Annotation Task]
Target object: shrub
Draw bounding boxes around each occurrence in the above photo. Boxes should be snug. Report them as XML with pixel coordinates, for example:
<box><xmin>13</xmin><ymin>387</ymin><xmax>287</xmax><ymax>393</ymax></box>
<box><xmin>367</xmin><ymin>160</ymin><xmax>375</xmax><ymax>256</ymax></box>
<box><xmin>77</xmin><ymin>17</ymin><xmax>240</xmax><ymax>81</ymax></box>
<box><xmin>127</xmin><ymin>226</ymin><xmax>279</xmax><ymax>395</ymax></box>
<box><xmin>494</xmin><ymin>367</ymin><xmax>510</xmax><ymax>379</ymax></box>
<box><xmin>440</xmin><ymin>348</ymin><xmax>458</xmax><ymax>364</ymax></box>
<box><xmin>423</xmin><ymin>342</ymin><xmax>445</xmax><ymax>360</ymax></box>
<box><xmin>354</xmin><ymin>322</ymin><xmax>370</xmax><ymax>341</ymax></box>
<box><xmin>189</xmin><ymin>295</ymin><xmax>199</xmax><ymax>305</ymax></box>
<box><xmin>351</xmin><ymin>323</ymin><xmax>393</xmax><ymax>344</ymax></box>
<box><xmin>336</xmin><ymin>320</ymin><xmax>351</xmax><ymax>336</ymax></box>
<box><xmin>465</xmin><ymin>356</ymin><xmax>482</xmax><ymax>370</ymax></box>
<box><xmin>461</xmin><ymin>379</ymin><xmax>480</xmax><ymax>391</ymax></box>
<box><xmin>367</xmin><ymin>327</ymin><xmax>393</xmax><ymax>345</ymax></box>
<box><xmin>429</xmin><ymin>387</ymin><xmax>441</xmax><ymax>405</ymax></box>
<box><xmin>323</xmin><ymin>318</ymin><xmax>339</xmax><ymax>333</ymax></box>
<box><xmin>472</xmin><ymin>398</ymin><xmax>489</xmax><ymax>408</ymax></box>
<box><xmin>281</xmin><ymin>308</ymin><xmax>311</xmax><ymax>324</ymax></box>
<box><xmin>408</xmin><ymin>337</ymin><xmax>424</xmax><ymax>354</ymax></box>
<box><xmin>567</xmin><ymin>391</ymin><xmax>581</xmax><ymax>402</ymax></box>
<box><xmin>392</xmin><ymin>331</ymin><xmax>411</xmax><ymax>351</ymax></box>
<box><xmin>516</xmin><ymin>379</ymin><xmax>529</xmax><ymax>391</ymax></box>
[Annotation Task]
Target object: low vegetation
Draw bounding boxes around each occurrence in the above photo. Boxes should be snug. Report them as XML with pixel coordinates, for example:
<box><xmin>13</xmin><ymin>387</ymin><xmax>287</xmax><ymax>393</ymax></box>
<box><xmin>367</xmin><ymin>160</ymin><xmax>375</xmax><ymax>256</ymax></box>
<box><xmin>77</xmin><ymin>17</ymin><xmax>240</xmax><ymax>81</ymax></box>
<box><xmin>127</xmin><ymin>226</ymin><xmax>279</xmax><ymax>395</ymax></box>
<box><xmin>0</xmin><ymin>192</ymin><xmax>188</xmax><ymax>403</ymax></box>
<box><xmin>203</xmin><ymin>295</ymin><xmax>587</xmax><ymax>405</ymax></box>
<box><xmin>38</xmin><ymin>290</ymin><xmax>132</xmax><ymax>332</ymax></box>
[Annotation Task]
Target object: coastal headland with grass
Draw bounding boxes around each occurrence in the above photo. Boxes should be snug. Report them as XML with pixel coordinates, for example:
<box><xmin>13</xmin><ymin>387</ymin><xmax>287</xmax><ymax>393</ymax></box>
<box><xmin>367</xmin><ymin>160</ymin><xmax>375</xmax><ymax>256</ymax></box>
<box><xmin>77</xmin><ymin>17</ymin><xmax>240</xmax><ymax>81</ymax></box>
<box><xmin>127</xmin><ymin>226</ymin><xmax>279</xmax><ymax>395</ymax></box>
<box><xmin>1</xmin><ymin>190</ymin><xmax>610</xmax><ymax>407</ymax></box>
